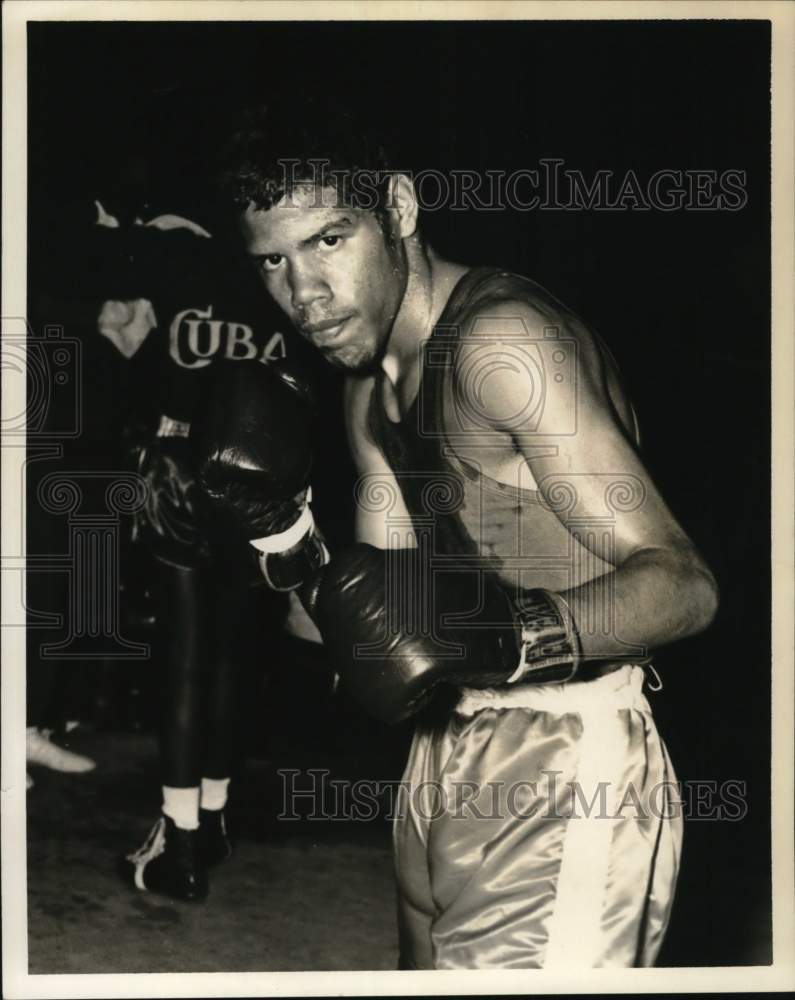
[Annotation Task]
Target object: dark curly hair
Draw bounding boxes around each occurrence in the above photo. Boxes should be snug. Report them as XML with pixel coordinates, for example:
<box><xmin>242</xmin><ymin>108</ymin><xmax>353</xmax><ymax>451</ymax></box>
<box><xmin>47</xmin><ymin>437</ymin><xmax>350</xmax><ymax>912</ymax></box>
<box><xmin>216</xmin><ymin>98</ymin><xmax>397</xmax><ymax>227</ymax></box>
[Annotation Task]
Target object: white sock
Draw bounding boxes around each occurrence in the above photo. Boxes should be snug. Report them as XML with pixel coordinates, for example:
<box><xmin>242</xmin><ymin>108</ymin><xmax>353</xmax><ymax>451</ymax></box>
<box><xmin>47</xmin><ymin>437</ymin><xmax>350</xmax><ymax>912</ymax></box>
<box><xmin>200</xmin><ymin>777</ymin><xmax>230</xmax><ymax>812</ymax></box>
<box><xmin>162</xmin><ymin>785</ymin><xmax>200</xmax><ymax>830</ymax></box>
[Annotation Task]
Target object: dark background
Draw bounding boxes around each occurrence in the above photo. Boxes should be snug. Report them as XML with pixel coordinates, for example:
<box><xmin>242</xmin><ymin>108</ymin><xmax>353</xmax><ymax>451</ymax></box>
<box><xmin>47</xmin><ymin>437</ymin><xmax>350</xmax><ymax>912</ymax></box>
<box><xmin>27</xmin><ymin>19</ymin><xmax>771</xmax><ymax>967</ymax></box>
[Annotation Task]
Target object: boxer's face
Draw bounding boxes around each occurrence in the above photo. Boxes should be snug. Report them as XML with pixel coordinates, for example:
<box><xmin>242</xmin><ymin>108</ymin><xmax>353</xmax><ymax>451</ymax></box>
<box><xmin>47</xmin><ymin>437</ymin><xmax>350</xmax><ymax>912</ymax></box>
<box><xmin>242</xmin><ymin>186</ymin><xmax>406</xmax><ymax>371</ymax></box>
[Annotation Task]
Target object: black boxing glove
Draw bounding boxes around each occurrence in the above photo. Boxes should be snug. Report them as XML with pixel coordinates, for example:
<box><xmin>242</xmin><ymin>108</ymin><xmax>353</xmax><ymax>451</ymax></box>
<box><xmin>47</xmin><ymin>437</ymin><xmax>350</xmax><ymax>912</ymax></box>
<box><xmin>195</xmin><ymin>359</ymin><xmax>329</xmax><ymax>591</ymax></box>
<box><xmin>312</xmin><ymin>543</ymin><xmax>582</xmax><ymax>724</ymax></box>
<box><xmin>131</xmin><ymin>415</ymin><xmax>212</xmax><ymax>569</ymax></box>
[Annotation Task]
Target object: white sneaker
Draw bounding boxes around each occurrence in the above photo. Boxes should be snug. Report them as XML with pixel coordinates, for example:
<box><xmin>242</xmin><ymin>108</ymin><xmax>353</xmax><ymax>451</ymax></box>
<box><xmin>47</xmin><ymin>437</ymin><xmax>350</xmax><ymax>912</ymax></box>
<box><xmin>26</xmin><ymin>727</ymin><xmax>96</xmax><ymax>773</ymax></box>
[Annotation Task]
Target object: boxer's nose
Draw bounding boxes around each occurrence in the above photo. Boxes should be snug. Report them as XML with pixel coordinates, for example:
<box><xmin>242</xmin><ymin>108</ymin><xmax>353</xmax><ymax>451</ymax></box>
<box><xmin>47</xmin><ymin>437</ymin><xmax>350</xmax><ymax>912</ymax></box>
<box><xmin>289</xmin><ymin>260</ymin><xmax>331</xmax><ymax>313</ymax></box>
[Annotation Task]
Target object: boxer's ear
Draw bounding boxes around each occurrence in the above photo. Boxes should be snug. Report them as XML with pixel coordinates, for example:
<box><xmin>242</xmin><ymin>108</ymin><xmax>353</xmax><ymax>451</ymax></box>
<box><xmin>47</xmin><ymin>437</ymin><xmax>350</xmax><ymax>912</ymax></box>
<box><xmin>387</xmin><ymin>173</ymin><xmax>419</xmax><ymax>240</ymax></box>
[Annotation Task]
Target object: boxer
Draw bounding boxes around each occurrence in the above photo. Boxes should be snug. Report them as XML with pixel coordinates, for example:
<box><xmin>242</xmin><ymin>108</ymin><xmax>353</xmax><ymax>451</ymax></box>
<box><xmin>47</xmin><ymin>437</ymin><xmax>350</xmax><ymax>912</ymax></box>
<box><xmin>91</xmin><ymin>200</ymin><xmax>320</xmax><ymax>903</ymax></box>
<box><xmin>201</xmin><ymin>100</ymin><xmax>719</xmax><ymax>966</ymax></box>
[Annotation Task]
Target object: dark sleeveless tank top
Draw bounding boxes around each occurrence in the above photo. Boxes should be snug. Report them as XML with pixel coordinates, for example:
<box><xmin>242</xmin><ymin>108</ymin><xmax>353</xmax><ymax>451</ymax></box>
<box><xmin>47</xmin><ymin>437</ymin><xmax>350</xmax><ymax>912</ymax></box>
<box><xmin>368</xmin><ymin>267</ymin><xmax>564</xmax><ymax>601</ymax></box>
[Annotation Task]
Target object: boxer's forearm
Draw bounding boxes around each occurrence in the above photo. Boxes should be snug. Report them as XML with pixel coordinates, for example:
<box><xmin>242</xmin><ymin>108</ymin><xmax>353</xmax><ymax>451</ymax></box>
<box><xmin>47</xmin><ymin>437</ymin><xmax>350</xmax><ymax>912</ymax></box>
<box><xmin>561</xmin><ymin>545</ymin><xmax>719</xmax><ymax>661</ymax></box>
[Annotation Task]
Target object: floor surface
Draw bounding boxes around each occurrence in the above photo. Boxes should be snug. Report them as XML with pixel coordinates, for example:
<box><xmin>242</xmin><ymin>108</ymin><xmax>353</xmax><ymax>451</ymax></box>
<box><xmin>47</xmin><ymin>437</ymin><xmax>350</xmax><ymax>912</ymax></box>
<box><xmin>27</xmin><ymin>727</ymin><xmax>401</xmax><ymax>973</ymax></box>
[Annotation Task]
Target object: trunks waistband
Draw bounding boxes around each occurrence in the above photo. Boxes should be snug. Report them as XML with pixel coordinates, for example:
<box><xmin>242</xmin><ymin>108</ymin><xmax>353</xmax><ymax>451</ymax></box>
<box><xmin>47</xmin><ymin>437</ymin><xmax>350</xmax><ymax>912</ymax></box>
<box><xmin>456</xmin><ymin>663</ymin><xmax>651</xmax><ymax>717</ymax></box>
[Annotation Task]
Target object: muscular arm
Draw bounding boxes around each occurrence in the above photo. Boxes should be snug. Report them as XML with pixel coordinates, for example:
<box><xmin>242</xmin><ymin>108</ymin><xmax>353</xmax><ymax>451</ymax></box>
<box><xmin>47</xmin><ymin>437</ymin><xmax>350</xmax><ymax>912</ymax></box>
<box><xmin>454</xmin><ymin>301</ymin><xmax>719</xmax><ymax>660</ymax></box>
<box><xmin>343</xmin><ymin>375</ymin><xmax>417</xmax><ymax>550</ymax></box>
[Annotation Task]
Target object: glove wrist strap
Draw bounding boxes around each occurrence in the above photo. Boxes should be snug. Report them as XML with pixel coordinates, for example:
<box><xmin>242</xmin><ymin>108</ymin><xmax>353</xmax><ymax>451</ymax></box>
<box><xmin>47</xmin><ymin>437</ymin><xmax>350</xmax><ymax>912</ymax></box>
<box><xmin>258</xmin><ymin>529</ymin><xmax>330</xmax><ymax>592</ymax></box>
<box><xmin>250</xmin><ymin>489</ymin><xmax>315</xmax><ymax>554</ymax></box>
<box><xmin>508</xmin><ymin>589</ymin><xmax>581</xmax><ymax>685</ymax></box>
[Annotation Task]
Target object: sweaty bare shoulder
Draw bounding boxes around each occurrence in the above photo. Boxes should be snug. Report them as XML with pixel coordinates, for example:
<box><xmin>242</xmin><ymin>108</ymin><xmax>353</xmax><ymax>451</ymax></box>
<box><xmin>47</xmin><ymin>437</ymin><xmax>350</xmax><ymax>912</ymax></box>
<box><xmin>454</xmin><ymin>293</ymin><xmax>636</xmax><ymax>443</ymax></box>
<box><xmin>452</xmin><ymin>297</ymin><xmax>597</xmax><ymax>430</ymax></box>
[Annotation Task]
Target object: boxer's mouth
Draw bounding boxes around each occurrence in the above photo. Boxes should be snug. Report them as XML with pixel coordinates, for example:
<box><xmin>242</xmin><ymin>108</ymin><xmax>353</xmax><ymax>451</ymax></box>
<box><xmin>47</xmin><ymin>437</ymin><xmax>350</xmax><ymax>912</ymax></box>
<box><xmin>305</xmin><ymin>316</ymin><xmax>353</xmax><ymax>346</ymax></box>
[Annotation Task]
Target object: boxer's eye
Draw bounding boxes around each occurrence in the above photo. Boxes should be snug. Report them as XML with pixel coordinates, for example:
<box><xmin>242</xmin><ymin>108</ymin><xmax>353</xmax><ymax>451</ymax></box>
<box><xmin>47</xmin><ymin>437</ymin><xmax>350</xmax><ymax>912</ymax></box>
<box><xmin>261</xmin><ymin>254</ymin><xmax>283</xmax><ymax>271</ymax></box>
<box><xmin>318</xmin><ymin>235</ymin><xmax>342</xmax><ymax>250</ymax></box>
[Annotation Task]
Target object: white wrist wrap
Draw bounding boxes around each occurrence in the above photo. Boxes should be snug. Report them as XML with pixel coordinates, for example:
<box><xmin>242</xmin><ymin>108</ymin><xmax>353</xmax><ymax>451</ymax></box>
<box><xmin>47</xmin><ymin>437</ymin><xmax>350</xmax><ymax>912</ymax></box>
<box><xmin>250</xmin><ymin>490</ymin><xmax>315</xmax><ymax>554</ymax></box>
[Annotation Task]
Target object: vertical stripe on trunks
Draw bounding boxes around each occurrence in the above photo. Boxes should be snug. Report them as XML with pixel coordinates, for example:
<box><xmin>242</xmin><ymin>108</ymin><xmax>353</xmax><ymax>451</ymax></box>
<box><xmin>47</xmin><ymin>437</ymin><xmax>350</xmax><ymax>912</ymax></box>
<box><xmin>542</xmin><ymin>702</ymin><xmax>628</xmax><ymax>967</ymax></box>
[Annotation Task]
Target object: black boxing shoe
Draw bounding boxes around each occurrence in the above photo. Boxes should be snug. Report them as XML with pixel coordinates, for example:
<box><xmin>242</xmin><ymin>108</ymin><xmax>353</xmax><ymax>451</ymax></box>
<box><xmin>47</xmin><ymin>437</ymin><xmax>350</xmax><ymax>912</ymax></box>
<box><xmin>120</xmin><ymin>814</ymin><xmax>208</xmax><ymax>902</ymax></box>
<box><xmin>199</xmin><ymin>808</ymin><xmax>233</xmax><ymax>867</ymax></box>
